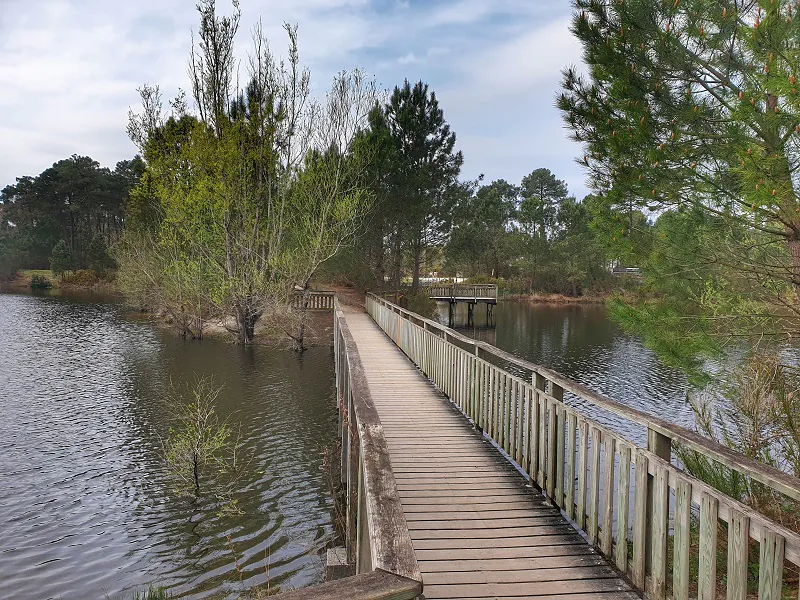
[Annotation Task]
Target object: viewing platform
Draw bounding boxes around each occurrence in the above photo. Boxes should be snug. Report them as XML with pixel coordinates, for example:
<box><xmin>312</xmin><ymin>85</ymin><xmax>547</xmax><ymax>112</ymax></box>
<box><xmin>427</xmin><ymin>283</ymin><xmax>498</xmax><ymax>304</ymax></box>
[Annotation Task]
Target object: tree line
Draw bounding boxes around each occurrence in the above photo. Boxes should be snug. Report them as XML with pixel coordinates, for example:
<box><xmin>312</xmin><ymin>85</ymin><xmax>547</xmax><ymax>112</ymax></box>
<box><xmin>0</xmin><ymin>155</ymin><xmax>143</xmax><ymax>279</ymax></box>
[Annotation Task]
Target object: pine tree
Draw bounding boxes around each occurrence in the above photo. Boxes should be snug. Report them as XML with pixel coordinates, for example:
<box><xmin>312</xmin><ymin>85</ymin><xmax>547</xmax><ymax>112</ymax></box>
<box><xmin>384</xmin><ymin>80</ymin><xmax>463</xmax><ymax>290</ymax></box>
<box><xmin>50</xmin><ymin>239</ymin><xmax>74</xmax><ymax>276</ymax></box>
<box><xmin>559</xmin><ymin>0</ymin><xmax>800</xmax><ymax>286</ymax></box>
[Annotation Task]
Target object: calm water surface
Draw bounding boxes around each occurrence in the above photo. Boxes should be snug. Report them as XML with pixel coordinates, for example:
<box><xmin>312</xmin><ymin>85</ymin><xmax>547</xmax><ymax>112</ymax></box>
<box><xmin>0</xmin><ymin>291</ymin><xmax>336</xmax><ymax>599</ymax></box>
<box><xmin>439</xmin><ymin>301</ymin><xmax>694</xmax><ymax>445</ymax></box>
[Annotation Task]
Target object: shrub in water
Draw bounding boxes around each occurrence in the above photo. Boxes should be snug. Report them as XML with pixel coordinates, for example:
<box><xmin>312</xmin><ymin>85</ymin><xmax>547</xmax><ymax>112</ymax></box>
<box><xmin>29</xmin><ymin>275</ymin><xmax>52</xmax><ymax>289</ymax></box>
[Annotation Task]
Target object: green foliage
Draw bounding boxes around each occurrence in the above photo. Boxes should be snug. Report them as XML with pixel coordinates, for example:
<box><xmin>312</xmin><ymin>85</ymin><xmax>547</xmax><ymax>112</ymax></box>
<box><xmin>2</xmin><ymin>154</ymin><xmax>141</xmax><ymax>270</ymax></box>
<box><xmin>0</xmin><ymin>229</ymin><xmax>22</xmax><ymax>280</ymax></box>
<box><xmin>678</xmin><ymin>353</ymin><xmax>800</xmax><ymax>531</ymax></box>
<box><xmin>49</xmin><ymin>240</ymin><xmax>74</xmax><ymax>276</ymax></box>
<box><xmin>163</xmin><ymin>376</ymin><xmax>242</xmax><ymax>504</ymax></box>
<box><xmin>29</xmin><ymin>274</ymin><xmax>52</xmax><ymax>289</ymax></box>
<box><xmin>518</xmin><ymin>168</ymin><xmax>568</xmax><ymax>238</ymax></box>
<box><xmin>349</xmin><ymin>80</ymin><xmax>463</xmax><ymax>289</ymax></box>
<box><xmin>120</xmin><ymin>6</ymin><xmax>375</xmax><ymax>344</ymax></box>
<box><xmin>59</xmin><ymin>269</ymin><xmax>103</xmax><ymax>287</ymax></box>
<box><xmin>443</xmin><ymin>169</ymin><xmax>615</xmax><ymax>297</ymax></box>
<box><xmin>446</xmin><ymin>179</ymin><xmax>520</xmax><ymax>278</ymax></box>
<box><xmin>86</xmin><ymin>235</ymin><xmax>114</xmax><ymax>274</ymax></box>
<box><xmin>560</xmin><ymin>0</ymin><xmax>800</xmax><ymax>345</ymax></box>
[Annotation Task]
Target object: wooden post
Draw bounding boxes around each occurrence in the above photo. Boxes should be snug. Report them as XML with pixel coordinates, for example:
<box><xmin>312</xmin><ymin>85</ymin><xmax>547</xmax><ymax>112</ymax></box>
<box><xmin>552</xmin><ymin>383</ymin><xmax>565</xmax><ymax>508</ymax></box>
<box><xmin>646</xmin><ymin>428</ymin><xmax>672</xmax><ymax>579</ymax></box>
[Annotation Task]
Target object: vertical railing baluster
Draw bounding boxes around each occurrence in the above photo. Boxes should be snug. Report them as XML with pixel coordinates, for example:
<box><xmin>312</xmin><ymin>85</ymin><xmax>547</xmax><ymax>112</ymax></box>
<box><xmin>588</xmin><ymin>426</ymin><xmax>601</xmax><ymax>545</ymax></box>
<box><xmin>615</xmin><ymin>445</ymin><xmax>631</xmax><ymax>574</ymax></box>
<box><xmin>673</xmin><ymin>477</ymin><xmax>692</xmax><ymax>600</ymax></box>
<box><xmin>632</xmin><ymin>450</ymin><xmax>648</xmax><ymax>589</ymax></box>
<box><xmin>576</xmin><ymin>419</ymin><xmax>589</xmax><ymax>530</ymax></box>
<box><xmin>565</xmin><ymin>411</ymin><xmax>577</xmax><ymax>520</ymax></box>
<box><xmin>651</xmin><ymin>465</ymin><xmax>669</xmax><ymax>599</ymax></box>
<box><xmin>726</xmin><ymin>510</ymin><xmax>749</xmax><ymax>600</ymax></box>
<box><xmin>600</xmin><ymin>434</ymin><xmax>615</xmax><ymax>556</ymax></box>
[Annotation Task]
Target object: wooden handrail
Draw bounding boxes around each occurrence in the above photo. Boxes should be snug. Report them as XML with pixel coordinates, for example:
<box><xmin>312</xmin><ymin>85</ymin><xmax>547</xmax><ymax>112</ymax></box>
<box><xmin>427</xmin><ymin>283</ymin><xmax>498</xmax><ymax>299</ymax></box>
<box><xmin>290</xmin><ymin>290</ymin><xmax>335</xmax><ymax>310</ymax></box>
<box><xmin>366</xmin><ymin>292</ymin><xmax>800</xmax><ymax>599</ymax></box>
<box><xmin>287</xmin><ymin>297</ymin><xmax>421</xmax><ymax>597</ymax></box>
<box><xmin>366</xmin><ymin>292</ymin><xmax>800</xmax><ymax>503</ymax></box>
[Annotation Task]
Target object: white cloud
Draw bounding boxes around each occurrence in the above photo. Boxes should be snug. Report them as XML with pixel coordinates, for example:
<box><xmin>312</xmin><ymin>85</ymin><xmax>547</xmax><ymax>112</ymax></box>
<box><xmin>0</xmin><ymin>0</ymin><xmax>590</xmax><ymax>198</ymax></box>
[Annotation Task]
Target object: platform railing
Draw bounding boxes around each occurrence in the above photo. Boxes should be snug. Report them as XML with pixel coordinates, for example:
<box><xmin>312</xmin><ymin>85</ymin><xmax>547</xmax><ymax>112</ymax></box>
<box><xmin>280</xmin><ymin>297</ymin><xmax>422</xmax><ymax>599</ymax></box>
<box><xmin>427</xmin><ymin>283</ymin><xmax>498</xmax><ymax>300</ymax></box>
<box><xmin>290</xmin><ymin>290</ymin><xmax>335</xmax><ymax>310</ymax></box>
<box><xmin>366</xmin><ymin>292</ymin><xmax>800</xmax><ymax>600</ymax></box>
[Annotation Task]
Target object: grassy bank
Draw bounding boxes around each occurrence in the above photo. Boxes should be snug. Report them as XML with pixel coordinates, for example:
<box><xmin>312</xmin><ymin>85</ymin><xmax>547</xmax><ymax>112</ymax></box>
<box><xmin>502</xmin><ymin>292</ymin><xmax>609</xmax><ymax>304</ymax></box>
<box><xmin>1</xmin><ymin>269</ymin><xmax>119</xmax><ymax>294</ymax></box>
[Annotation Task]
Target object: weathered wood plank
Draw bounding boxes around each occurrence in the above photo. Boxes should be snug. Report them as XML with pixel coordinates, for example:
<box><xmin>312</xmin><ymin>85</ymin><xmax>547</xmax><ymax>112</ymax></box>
<box><xmin>417</xmin><ymin>553</ymin><xmax>609</xmax><ymax>572</ymax></box>
<box><xmin>673</xmin><ymin>477</ymin><xmax>692</xmax><ymax>600</ymax></box>
<box><xmin>600</xmin><ymin>434</ymin><xmax>615</xmax><ymax>557</ymax></box>
<box><xmin>698</xmin><ymin>492</ymin><xmax>719</xmax><ymax>600</ymax></box>
<box><xmin>419</xmin><ymin>578</ymin><xmax>635</xmax><ymax>599</ymax></box>
<box><xmin>555</xmin><ymin>404</ymin><xmax>566</xmax><ymax>509</ymax></box>
<box><xmin>409</xmin><ymin>523</ymin><xmax>569</xmax><ymax>540</ymax></box>
<box><xmin>576</xmin><ymin>419</ymin><xmax>589</xmax><ymax>531</ymax></box>
<box><xmin>651</xmin><ymin>465</ymin><xmax>669</xmax><ymax>599</ymax></box>
<box><xmin>413</xmin><ymin>545</ymin><xmax>598</xmax><ymax>561</ymax></box>
<box><xmin>631</xmin><ymin>450</ymin><xmax>648</xmax><ymax>589</ymax></box>
<box><xmin>422</xmin><ymin>564</ymin><xmax>619</xmax><ymax>585</ymax></box>
<box><xmin>565</xmin><ymin>411</ymin><xmax>577</xmax><ymax>521</ymax></box>
<box><xmin>546</xmin><ymin>398</ymin><xmax>557</xmax><ymax>500</ymax></box>
<box><xmin>615</xmin><ymin>445</ymin><xmax>631</xmax><ymax>574</ymax></box>
<box><xmin>726</xmin><ymin>509</ymin><xmax>749</xmax><ymax>600</ymax></box>
<box><xmin>277</xmin><ymin>570</ymin><xmax>420</xmax><ymax>600</ymax></box>
<box><xmin>758</xmin><ymin>529</ymin><xmax>785</xmax><ymax>600</ymax></box>
<box><xmin>588</xmin><ymin>426</ymin><xmax>601</xmax><ymax>545</ymax></box>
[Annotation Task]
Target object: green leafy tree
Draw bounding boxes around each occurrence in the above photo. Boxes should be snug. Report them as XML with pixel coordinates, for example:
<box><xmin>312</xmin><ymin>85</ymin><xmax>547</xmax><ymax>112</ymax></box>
<box><xmin>559</xmin><ymin>0</ymin><xmax>800</xmax><ymax>342</ymax></box>
<box><xmin>122</xmin><ymin>1</ymin><xmax>375</xmax><ymax>344</ymax></box>
<box><xmin>86</xmin><ymin>235</ymin><xmax>113</xmax><ymax>273</ymax></box>
<box><xmin>384</xmin><ymin>80</ymin><xmax>463</xmax><ymax>289</ymax></box>
<box><xmin>518</xmin><ymin>168</ymin><xmax>568</xmax><ymax>239</ymax></box>
<box><xmin>163</xmin><ymin>376</ymin><xmax>242</xmax><ymax>507</ymax></box>
<box><xmin>50</xmin><ymin>239</ymin><xmax>74</xmax><ymax>276</ymax></box>
<box><xmin>1</xmin><ymin>155</ymin><xmax>139</xmax><ymax>269</ymax></box>
<box><xmin>446</xmin><ymin>178</ymin><xmax>519</xmax><ymax>277</ymax></box>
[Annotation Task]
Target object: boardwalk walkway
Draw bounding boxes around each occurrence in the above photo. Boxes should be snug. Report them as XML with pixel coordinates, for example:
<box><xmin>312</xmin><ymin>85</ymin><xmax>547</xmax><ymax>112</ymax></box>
<box><xmin>342</xmin><ymin>308</ymin><xmax>638</xmax><ymax>600</ymax></box>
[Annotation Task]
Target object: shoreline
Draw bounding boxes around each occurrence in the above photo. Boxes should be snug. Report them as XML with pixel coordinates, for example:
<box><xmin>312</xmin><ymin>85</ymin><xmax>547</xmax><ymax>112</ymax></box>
<box><xmin>501</xmin><ymin>292</ymin><xmax>608</xmax><ymax>304</ymax></box>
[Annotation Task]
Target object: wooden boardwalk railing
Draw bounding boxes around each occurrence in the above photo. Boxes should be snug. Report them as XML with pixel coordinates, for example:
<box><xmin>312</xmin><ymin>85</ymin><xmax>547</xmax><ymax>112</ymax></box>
<box><xmin>427</xmin><ymin>283</ymin><xmax>498</xmax><ymax>302</ymax></box>
<box><xmin>366</xmin><ymin>293</ymin><xmax>800</xmax><ymax>600</ymax></box>
<box><xmin>290</xmin><ymin>290</ymin><xmax>335</xmax><ymax>310</ymax></box>
<box><xmin>280</xmin><ymin>297</ymin><xmax>422</xmax><ymax>599</ymax></box>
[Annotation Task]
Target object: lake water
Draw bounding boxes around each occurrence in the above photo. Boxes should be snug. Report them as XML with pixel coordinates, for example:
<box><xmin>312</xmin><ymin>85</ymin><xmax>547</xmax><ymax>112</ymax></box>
<box><xmin>0</xmin><ymin>291</ymin><xmax>697</xmax><ymax>599</ymax></box>
<box><xmin>438</xmin><ymin>301</ymin><xmax>695</xmax><ymax>446</ymax></box>
<box><xmin>0</xmin><ymin>291</ymin><xmax>337</xmax><ymax>599</ymax></box>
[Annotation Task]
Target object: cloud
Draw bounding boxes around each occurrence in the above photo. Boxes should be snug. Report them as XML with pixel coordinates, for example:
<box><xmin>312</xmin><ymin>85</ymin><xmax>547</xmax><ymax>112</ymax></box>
<box><xmin>0</xmin><ymin>0</ymin><xmax>590</xmax><ymax>198</ymax></box>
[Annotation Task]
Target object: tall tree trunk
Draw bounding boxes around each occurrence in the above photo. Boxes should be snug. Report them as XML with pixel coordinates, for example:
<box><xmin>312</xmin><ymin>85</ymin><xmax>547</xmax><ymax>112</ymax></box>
<box><xmin>294</xmin><ymin>280</ymin><xmax>311</xmax><ymax>352</ymax></box>
<box><xmin>234</xmin><ymin>300</ymin><xmax>258</xmax><ymax>344</ymax></box>
<box><xmin>788</xmin><ymin>237</ymin><xmax>800</xmax><ymax>288</ymax></box>
<box><xmin>411</xmin><ymin>237</ymin><xmax>422</xmax><ymax>292</ymax></box>
<box><xmin>373</xmin><ymin>235</ymin><xmax>385</xmax><ymax>289</ymax></box>
<box><xmin>390</xmin><ymin>229</ymin><xmax>402</xmax><ymax>289</ymax></box>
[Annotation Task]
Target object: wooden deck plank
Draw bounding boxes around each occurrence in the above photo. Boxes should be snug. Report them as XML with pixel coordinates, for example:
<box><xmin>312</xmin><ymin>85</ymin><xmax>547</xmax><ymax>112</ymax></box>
<box><xmin>342</xmin><ymin>310</ymin><xmax>636</xmax><ymax>599</ymax></box>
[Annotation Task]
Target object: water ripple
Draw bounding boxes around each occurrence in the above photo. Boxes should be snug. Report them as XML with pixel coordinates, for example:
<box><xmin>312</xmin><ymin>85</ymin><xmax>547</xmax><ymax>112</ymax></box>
<box><xmin>0</xmin><ymin>292</ymin><xmax>336</xmax><ymax>599</ymax></box>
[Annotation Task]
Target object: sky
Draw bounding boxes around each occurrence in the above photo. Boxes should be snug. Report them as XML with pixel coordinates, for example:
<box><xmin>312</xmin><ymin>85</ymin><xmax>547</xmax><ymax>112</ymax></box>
<box><xmin>0</xmin><ymin>0</ymin><xmax>590</xmax><ymax>197</ymax></box>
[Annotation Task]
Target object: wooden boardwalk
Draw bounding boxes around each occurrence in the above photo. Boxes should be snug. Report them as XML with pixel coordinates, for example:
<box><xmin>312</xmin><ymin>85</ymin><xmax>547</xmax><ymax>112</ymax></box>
<box><xmin>343</xmin><ymin>309</ymin><xmax>638</xmax><ymax>600</ymax></box>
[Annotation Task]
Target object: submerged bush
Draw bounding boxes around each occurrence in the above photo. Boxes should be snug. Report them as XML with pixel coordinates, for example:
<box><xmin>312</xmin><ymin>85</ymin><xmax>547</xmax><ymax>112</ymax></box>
<box><xmin>29</xmin><ymin>274</ymin><xmax>52</xmax><ymax>289</ymax></box>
